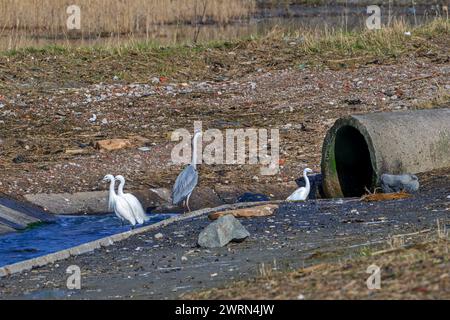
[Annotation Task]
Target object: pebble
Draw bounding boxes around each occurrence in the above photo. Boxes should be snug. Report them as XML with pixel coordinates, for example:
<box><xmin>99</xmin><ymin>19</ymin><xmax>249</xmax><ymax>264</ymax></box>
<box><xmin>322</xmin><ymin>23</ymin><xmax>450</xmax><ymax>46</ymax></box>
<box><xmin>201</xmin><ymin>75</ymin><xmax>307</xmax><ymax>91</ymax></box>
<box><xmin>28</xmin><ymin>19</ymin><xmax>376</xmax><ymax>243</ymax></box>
<box><xmin>155</xmin><ymin>233</ymin><xmax>164</xmax><ymax>240</ymax></box>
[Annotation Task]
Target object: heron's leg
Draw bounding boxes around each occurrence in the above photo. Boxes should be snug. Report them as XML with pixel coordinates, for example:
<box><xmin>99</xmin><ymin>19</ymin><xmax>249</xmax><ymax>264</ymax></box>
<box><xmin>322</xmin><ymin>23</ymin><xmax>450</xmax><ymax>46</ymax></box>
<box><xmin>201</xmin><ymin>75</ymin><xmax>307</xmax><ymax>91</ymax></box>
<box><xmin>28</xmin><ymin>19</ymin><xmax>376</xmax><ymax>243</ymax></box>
<box><xmin>186</xmin><ymin>194</ymin><xmax>192</xmax><ymax>212</ymax></box>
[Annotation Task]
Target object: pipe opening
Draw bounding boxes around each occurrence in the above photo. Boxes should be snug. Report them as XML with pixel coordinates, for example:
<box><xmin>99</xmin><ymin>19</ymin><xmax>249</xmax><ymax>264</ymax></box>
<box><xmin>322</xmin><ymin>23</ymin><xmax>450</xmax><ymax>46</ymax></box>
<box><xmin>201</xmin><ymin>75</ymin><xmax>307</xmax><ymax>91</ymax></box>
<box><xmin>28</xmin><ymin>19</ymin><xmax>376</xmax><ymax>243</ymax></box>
<box><xmin>334</xmin><ymin>126</ymin><xmax>374</xmax><ymax>197</ymax></box>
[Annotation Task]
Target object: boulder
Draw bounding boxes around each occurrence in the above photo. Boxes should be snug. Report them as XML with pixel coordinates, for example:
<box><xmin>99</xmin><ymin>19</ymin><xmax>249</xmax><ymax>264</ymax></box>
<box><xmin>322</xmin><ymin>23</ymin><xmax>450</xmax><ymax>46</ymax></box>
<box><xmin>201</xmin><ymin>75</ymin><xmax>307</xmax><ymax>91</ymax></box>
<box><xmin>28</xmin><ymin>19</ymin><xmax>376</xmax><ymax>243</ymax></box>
<box><xmin>381</xmin><ymin>174</ymin><xmax>420</xmax><ymax>193</ymax></box>
<box><xmin>198</xmin><ymin>215</ymin><xmax>250</xmax><ymax>248</ymax></box>
<box><xmin>208</xmin><ymin>204</ymin><xmax>278</xmax><ymax>221</ymax></box>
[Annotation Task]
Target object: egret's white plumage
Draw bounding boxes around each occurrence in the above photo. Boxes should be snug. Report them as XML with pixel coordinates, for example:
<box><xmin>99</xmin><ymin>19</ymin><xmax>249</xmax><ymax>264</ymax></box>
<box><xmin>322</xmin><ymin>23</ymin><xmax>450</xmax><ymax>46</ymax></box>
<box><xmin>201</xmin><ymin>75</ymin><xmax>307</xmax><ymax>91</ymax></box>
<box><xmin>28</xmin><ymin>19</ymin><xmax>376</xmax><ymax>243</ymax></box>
<box><xmin>103</xmin><ymin>174</ymin><xmax>136</xmax><ymax>226</ymax></box>
<box><xmin>105</xmin><ymin>174</ymin><xmax>116</xmax><ymax>211</ymax></box>
<box><xmin>115</xmin><ymin>175</ymin><xmax>149</xmax><ymax>225</ymax></box>
<box><xmin>172</xmin><ymin>130</ymin><xmax>202</xmax><ymax>212</ymax></box>
<box><xmin>287</xmin><ymin>168</ymin><xmax>313</xmax><ymax>201</ymax></box>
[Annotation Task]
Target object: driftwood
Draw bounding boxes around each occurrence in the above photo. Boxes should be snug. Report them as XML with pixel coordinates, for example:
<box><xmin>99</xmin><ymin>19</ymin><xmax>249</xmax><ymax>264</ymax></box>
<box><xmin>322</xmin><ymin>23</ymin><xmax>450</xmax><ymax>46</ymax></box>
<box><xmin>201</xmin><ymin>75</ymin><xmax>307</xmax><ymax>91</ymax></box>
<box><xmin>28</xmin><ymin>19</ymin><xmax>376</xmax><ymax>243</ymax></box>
<box><xmin>208</xmin><ymin>204</ymin><xmax>279</xmax><ymax>220</ymax></box>
<box><xmin>361</xmin><ymin>191</ymin><xmax>412</xmax><ymax>202</ymax></box>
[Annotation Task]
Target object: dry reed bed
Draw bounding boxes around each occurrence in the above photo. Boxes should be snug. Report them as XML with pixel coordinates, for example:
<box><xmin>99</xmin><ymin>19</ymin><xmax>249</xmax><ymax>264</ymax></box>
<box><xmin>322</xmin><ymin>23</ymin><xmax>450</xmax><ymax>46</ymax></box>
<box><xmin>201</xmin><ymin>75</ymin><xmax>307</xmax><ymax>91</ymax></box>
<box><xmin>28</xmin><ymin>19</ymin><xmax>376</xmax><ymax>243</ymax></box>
<box><xmin>0</xmin><ymin>0</ymin><xmax>255</xmax><ymax>35</ymax></box>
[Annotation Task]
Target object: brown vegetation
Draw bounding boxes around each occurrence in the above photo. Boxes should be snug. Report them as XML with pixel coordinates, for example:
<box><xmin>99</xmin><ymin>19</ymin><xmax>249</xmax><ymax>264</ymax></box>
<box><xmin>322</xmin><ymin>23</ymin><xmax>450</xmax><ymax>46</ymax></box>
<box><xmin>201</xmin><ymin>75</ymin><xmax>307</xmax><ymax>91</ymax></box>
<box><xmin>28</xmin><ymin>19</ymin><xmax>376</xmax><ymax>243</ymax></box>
<box><xmin>184</xmin><ymin>232</ymin><xmax>450</xmax><ymax>300</ymax></box>
<box><xmin>0</xmin><ymin>0</ymin><xmax>255</xmax><ymax>35</ymax></box>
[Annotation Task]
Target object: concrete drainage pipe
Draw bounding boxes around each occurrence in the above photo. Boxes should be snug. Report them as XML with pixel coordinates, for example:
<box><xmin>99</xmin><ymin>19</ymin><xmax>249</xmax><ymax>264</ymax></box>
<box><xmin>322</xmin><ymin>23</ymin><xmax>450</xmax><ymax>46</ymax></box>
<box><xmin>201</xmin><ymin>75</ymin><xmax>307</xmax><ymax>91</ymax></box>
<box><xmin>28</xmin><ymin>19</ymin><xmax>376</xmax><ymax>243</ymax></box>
<box><xmin>321</xmin><ymin>108</ymin><xmax>450</xmax><ymax>198</ymax></box>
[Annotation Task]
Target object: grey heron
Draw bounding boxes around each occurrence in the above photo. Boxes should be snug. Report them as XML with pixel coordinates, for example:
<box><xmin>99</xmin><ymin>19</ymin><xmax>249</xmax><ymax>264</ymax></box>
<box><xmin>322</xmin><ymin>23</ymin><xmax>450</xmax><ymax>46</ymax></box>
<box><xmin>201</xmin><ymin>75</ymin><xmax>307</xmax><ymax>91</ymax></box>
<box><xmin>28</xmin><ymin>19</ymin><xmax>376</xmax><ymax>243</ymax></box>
<box><xmin>103</xmin><ymin>174</ymin><xmax>136</xmax><ymax>226</ymax></box>
<box><xmin>172</xmin><ymin>130</ymin><xmax>202</xmax><ymax>212</ymax></box>
<box><xmin>115</xmin><ymin>175</ymin><xmax>149</xmax><ymax>225</ymax></box>
<box><xmin>286</xmin><ymin>168</ymin><xmax>313</xmax><ymax>201</ymax></box>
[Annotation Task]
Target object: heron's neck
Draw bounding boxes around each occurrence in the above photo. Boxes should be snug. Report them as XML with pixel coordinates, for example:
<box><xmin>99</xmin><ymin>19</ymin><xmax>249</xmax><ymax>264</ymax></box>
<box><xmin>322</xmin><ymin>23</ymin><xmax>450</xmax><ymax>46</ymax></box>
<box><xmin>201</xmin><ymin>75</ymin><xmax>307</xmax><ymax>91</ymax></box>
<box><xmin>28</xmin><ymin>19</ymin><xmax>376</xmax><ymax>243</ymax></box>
<box><xmin>304</xmin><ymin>170</ymin><xmax>311</xmax><ymax>191</ymax></box>
<box><xmin>191</xmin><ymin>132</ymin><xmax>201</xmax><ymax>169</ymax></box>
<box><xmin>117</xmin><ymin>179</ymin><xmax>125</xmax><ymax>195</ymax></box>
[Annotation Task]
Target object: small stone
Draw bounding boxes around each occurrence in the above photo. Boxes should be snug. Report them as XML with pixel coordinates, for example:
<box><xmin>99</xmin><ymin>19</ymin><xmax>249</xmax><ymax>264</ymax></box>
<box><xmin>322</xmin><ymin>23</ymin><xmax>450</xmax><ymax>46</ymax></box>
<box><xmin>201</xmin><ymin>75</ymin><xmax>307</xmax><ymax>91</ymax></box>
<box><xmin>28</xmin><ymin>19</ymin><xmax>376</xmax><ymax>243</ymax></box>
<box><xmin>150</xmin><ymin>77</ymin><xmax>160</xmax><ymax>84</ymax></box>
<box><xmin>155</xmin><ymin>233</ymin><xmax>164</xmax><ymax>240</ymax></box>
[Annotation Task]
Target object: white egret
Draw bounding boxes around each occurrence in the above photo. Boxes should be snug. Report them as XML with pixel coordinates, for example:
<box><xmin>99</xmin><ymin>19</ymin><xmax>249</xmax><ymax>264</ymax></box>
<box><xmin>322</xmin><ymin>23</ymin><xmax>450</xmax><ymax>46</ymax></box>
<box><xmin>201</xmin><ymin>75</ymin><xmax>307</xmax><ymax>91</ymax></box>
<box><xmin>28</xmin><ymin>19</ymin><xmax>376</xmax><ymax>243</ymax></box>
<box><xmin>172</xmin><ymin>130</ymin><xmax>202</xmax><ymax>212</ymax></box>
<box><xmin>103</xmin><ymin>174</ymin><xmax>136</xmax><ymax>227</ymax></box>
<box><xmin>115</xmin><ymin>175</ymin><xmax>149</xmax><ymax>225</ymax></box>
<box><xmin>286</xmin><ymin>168</ymin><xmax>313</xmax><ymax>201</ymax></box>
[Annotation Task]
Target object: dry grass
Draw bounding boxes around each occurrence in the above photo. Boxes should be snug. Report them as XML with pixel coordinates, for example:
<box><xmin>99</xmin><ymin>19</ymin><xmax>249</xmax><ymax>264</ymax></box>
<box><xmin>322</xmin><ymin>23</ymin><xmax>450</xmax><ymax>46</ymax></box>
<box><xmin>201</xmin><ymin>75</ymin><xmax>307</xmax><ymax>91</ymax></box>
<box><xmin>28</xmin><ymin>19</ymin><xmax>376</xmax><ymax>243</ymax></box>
<box><xmin>0</xmin><ymin>0</ymin><xmax>255</xmax><ymax>35</ymax></box>
<box><xmin>183</xmin><ymin>228</ymin><xmax>450</xmax><ymax>300</ymax></box>
<box><xmin>290</xmin><ymin>18</ymin><xmax>448</xmax><ymax>58</ymax></box>
<box><xmin>0</xmin><ymin>19</ymin><xmax>447</xmax><ymax>94</ymax></box>
<box><xmin>413</xmin><ymin>83</ymin><xmax>450</xmax><ymax>109</ymax></box>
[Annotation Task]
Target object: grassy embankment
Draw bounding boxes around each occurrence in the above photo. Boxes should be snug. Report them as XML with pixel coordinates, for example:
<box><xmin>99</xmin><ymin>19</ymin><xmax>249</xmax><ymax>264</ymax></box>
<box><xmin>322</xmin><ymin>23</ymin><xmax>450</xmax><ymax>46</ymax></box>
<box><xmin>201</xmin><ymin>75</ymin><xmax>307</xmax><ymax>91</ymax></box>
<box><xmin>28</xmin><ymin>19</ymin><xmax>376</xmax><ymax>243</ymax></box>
<box><xmin>0</xmin><ymin>18</ymin><xmax>448</xmax><ymax>94</ymax></box>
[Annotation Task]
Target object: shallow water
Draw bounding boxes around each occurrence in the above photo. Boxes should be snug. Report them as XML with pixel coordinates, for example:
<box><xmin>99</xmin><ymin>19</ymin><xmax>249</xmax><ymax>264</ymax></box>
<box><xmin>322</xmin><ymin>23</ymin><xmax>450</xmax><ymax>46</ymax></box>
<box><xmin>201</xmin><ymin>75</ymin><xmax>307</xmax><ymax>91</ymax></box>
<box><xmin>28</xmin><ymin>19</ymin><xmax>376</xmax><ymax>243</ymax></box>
<box><xmin>0</xmin><ymin>213</ymin><xmax>174</xmax><ymax>267</ymax></box>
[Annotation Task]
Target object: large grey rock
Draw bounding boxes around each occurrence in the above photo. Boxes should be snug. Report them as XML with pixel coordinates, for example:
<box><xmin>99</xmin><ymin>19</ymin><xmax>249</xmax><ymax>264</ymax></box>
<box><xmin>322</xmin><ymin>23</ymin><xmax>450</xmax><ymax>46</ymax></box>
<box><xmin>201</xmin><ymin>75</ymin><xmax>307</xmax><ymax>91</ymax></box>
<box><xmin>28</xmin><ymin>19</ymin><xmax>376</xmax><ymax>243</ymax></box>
<box><xmin>381</xmin><ymin>174</ymin><xmax>420</xmax><ymax>193</ymax></box>
<box><xmin>198</xmin><ymin>214</ymin><xmax>250</xmax><ymax>248</ymax></box>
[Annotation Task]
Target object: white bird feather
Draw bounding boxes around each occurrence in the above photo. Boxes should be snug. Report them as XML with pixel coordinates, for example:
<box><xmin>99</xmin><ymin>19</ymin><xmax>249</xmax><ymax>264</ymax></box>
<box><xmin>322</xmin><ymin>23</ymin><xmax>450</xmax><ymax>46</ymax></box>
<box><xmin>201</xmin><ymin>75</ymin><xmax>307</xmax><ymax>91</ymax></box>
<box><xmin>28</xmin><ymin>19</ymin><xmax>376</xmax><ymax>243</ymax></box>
<box><xmin>287</xmin><ymin>168</ymin><xmax>313</xmax><ymax>201</ymax></box>
<box><xmin>103</xmin><ymin>174</ymin><xmax>136</xmax><ymax>226</ymax></box>
<box><xmin>115</xmin><ymin>175</ymin><xmax>149</xmax><ymax>225</ymax></box>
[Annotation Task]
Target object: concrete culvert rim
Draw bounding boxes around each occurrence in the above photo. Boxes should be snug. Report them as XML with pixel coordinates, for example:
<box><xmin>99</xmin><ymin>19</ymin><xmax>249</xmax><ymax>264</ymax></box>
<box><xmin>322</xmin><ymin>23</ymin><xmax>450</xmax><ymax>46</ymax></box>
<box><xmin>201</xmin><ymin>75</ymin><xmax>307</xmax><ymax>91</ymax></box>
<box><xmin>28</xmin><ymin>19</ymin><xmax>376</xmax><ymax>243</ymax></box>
<box><xmin>334</xmin><ymin>125</ymin><xmax>375</xmax><ymax>197</ymax></box>
<box><xmin>321</xmin><ymin>117</ymin><xmax>377</xmax><ymax>199</ymax></box>
<box><xmin>321</xmin><ymin>108</ymin><xmax>450</xmax><ymax>199</ymax></box>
